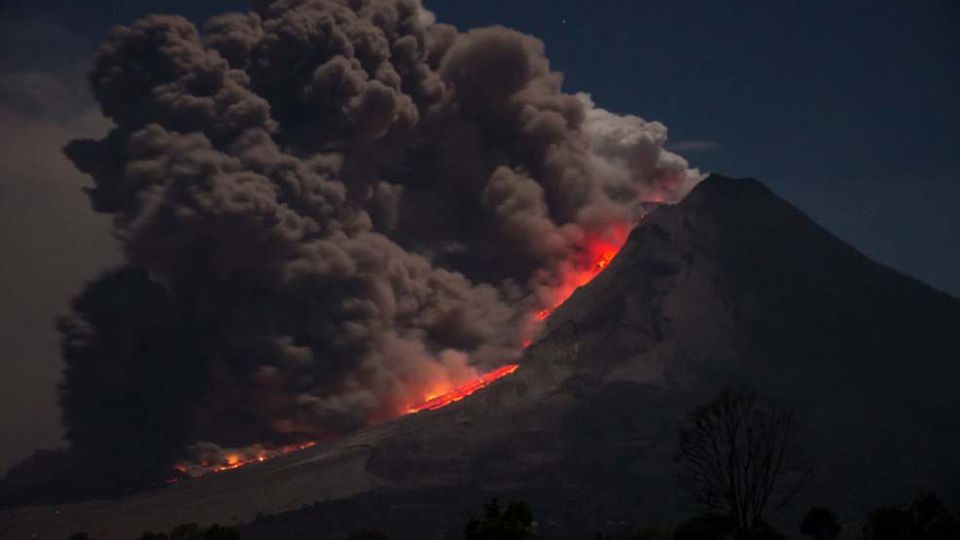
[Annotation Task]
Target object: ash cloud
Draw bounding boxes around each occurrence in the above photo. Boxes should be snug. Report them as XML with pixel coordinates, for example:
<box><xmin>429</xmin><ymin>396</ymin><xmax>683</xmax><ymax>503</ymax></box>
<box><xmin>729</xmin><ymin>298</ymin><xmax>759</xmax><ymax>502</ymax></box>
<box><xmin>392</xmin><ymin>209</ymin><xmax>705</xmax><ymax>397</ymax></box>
<box><xmin>58</xmin><ymin>0</ymin><xmax>699</xmax><ymax>475</ymax></box>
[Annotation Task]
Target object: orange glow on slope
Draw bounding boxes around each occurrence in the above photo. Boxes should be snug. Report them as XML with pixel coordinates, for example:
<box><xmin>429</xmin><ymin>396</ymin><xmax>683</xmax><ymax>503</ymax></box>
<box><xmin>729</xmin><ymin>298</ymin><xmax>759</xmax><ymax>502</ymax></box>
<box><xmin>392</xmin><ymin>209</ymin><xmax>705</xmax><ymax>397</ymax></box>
<box><xmin>170</xmin><ymin>221</ymin><xmax>636</xmax><ymax>478</ymax></box>
<box><xmin>407</xmin><ymin>221</ymin><xmax>633</xmax><ymax>415</ymax></box>
<box><xmin>515</xmin><ymin>221</ymin><xmax>633</xmax><ymax>347</ymax></box>
<box><xmin>170</xmin><ymin>441</ymin><xmax>317</xmax><ymax>480</ymax></box>
<box><xmin>405</xmin><ymin>364</ymin><xmax>520</xmax><ymax>413</ymax></box>
<box><xmin>543</xmin><ymin>222</ymin><xmax>631</xmax><ymax>314</ymax></box>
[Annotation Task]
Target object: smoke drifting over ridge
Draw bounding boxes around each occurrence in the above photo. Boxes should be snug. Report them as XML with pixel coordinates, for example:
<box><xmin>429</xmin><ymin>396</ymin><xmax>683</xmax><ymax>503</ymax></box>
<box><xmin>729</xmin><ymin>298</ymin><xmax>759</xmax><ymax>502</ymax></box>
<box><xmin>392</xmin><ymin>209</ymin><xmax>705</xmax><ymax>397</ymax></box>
<box><xmin>59</xmin><ymin>0</ymin><xmax>700</xmax><ymax>472</ymax></box>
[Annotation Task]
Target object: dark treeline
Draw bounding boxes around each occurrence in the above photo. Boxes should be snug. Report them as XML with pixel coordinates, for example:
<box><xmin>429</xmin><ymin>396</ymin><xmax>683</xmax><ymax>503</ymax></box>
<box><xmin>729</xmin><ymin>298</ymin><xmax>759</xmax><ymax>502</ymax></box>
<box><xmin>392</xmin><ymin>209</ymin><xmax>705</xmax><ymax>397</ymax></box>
<box><xmin>66</xmin><ymin>492</ymin><xmax>960</xmax><ymax>540</ymax></box>
<box><xmin>70</xmin><ymin>523</ymin><xmax>239</xmax><ymax>540</ymax></box>
<box><xmin>67</xmin><ymin>391</ymin><xmax>960</xmax><ymax>540</ymax></box>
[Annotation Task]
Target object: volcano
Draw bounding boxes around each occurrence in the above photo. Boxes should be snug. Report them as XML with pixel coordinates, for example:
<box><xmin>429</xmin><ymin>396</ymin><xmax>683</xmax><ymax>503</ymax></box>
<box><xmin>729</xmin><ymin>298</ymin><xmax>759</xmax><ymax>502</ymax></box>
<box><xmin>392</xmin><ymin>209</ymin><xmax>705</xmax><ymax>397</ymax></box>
<box><xmin>2</xmin><ymin>174</ymin><xmax>958</xmax><ymax>540</ymax></box>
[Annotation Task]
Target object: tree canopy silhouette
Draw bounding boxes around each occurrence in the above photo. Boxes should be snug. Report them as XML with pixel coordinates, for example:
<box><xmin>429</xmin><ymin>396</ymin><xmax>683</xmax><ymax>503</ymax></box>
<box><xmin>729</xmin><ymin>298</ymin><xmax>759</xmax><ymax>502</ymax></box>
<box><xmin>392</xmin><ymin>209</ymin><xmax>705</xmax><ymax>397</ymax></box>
<box><xmin>135</xmin><ymin>523</ymin><xmax>239</xmax><ymax>540</ymax></box>
<box><xmin>592</xmin><ymin>528</ymin><xmax>670</xmax><ymax>540</ymax></box>
<box><xmin>343</xmin><ymin>530</ymin><xmax>388</xmax><ymax>540</ymax></box>
<box><xmin>674</xmin><ymin>390</ymin><xmax>811</xmax><ymax>531</ymax></box>
<box><xmin>464</xmin><ymin>499</ymin><xmax>540</xmax><ymax>540</ymax></box>
<box><xmin>859</xmin><ymin>492</ymin><xmax>960</xmax><ymax>540</ymax></box>
<box><xmin>800</xmin><ymin>507</ymin><xmax>840</xmax><ymax>540</ymax></box>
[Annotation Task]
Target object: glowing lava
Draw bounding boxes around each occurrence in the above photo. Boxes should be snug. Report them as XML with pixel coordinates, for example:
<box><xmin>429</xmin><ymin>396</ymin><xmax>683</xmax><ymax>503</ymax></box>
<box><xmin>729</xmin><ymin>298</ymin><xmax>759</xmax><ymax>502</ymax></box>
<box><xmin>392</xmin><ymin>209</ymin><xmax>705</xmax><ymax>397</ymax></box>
<box><xmin>170</xmin><ymin>441</ymin><xmax>317</xmax><ymax>480</ymax></box>
<box><xmin>405</xmin><ymin>364</ymin><xmax>520</xmax><ymax>413</ymax></box>
<box><xmin>170</xmin><ymin>221</ymin><xmax>634</xmax><ymax>478</ymax></box>
<box><xmin>542</xmin><ymin>222</ymin><xmax>631</xmax><ymax>315</ymax></box>
<box><xmin>407</xmin><ymin>222</ymin><xmax>632</xmax><ymax>414</ymax></box>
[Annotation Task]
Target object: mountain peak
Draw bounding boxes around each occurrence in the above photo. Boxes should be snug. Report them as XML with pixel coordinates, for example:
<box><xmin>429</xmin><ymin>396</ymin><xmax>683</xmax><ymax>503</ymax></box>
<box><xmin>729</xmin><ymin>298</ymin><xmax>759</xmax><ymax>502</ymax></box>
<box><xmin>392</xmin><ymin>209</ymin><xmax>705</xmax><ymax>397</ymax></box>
<box><xmin>539</xmin><ymin>173</ymin><xmax>959</xmax><ymax>385</ymax></box>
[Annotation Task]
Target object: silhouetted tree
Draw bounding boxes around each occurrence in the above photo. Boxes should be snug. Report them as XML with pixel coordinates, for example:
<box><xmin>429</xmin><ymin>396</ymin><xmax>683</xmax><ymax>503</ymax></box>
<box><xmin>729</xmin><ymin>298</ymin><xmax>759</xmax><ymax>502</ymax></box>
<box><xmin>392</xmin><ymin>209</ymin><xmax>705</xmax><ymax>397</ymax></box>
<box><xmin>672</xmin><ymin>513</ymin><xmax>784</xmax><ymax>540</ymax></box>
<box><xmin>201</xmin><ymin>524</ymin><xmax>240</xmax><ymax>540</ymax></box>
<box><xmin>136</xmin><ymin>523</ymin><xmax>239</xmax><ymax>540</ymax></box>
<box><xmin>859</xmin><ymin>493</ymin><xmax>960</xmax><ymax>540</ymax></box>
<box><xmin>465</xmin><ymin>499</ymin><xmax>540</xmax><ymax>540</ymax></box>
<box><xmin>906</xmin><ymin>493</ymin><xmax>960</xmax><ymax>539</ymax></box>
<box><xmin>592</xmin><ymin>528</ymin><xmax>670</xmax><ymax>540</ymax></box>
<box><xmin>860</xmin><ymin>506</ymin><xmax>915</xmax><ymax>540</ymax></box>
<box><xmin>674</xmin><ymin>390</ymin><xmax>811</xmax><ymax>532</ymax></box>
<box><xmin>344</xmin><ymin>530</ymin><xmax>389</xmax><ymax>540</ymax></box>
<box><xmin>634</xmin><ymin>529</ymin><xmax>670</xmax><ymax>540</ymax></box>
<box><xmin>633</xmin><ymin>528</ymin><xmax>669</xmax><ymax>540</ymax></box>
<box><xmin>800</xmin><ymin>507</ymin><xmax>840</xmax><ymax>540</ymax></box>
<box><xmin>673</xmin><ymin>514</ymin><xmax>735</xmax><ymax>540</ymax></box>
<box><xmin>170</xmin><ymin>523</ymin><xmax>201</xmax><ymax>539</ymax></box>
<box><xmin>736</xmin><ymin>522</ymin><xmax>784</xmax><ymax>540</ymax></box>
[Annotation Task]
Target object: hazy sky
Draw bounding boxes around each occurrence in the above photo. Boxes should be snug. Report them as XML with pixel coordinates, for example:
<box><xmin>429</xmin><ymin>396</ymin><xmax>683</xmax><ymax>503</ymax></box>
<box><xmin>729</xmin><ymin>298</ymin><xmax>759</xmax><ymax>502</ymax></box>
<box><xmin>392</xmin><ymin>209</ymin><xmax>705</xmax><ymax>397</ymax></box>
<box><xmin>0</xmin><ymin>0</ymin><xmax>957</xmax><ymax>472</ymax></box>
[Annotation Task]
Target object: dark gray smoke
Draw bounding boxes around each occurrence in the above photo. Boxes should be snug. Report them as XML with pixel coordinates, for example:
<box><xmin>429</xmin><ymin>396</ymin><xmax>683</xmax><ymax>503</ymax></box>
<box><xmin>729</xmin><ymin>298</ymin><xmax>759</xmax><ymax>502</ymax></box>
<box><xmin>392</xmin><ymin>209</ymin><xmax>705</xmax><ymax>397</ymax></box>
<box><xmin>59</xmin><ymin>0</ymin><xmax>699</xmax><ymax>474</ymax></box>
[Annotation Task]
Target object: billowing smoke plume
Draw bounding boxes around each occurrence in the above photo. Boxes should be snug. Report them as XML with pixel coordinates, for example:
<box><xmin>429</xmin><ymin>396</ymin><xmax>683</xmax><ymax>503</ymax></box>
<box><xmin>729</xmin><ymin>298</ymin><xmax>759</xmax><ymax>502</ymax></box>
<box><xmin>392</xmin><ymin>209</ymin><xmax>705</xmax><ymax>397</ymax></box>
<box><xmin>59</xmin><ymin>0</ymin><xmax>699</xmax><ymax>475</ymax></box>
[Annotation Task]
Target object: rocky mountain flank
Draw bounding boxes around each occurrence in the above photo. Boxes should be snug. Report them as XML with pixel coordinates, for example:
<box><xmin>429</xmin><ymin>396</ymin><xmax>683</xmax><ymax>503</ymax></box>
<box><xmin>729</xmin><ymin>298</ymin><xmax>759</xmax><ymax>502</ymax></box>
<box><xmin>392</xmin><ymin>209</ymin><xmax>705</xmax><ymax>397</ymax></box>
<box><xmin>2</xmin><ymin>175</ymin><xmax>958</xmax><ymax>540</ymax></box>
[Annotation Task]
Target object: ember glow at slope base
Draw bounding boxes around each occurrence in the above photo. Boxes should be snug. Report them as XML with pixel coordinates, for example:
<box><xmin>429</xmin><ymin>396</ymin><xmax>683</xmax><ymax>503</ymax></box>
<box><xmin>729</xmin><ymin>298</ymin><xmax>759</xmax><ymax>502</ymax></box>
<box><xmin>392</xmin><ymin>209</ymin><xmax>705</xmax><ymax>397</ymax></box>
<box><xmin>55</xmin><ymin>0</ymin><xmax>698</xmax><ymax>484</ymax></box>
<box><xmin>171</xmin><ymin>221</ymin><xmax>633</xmax><ymax>479</ymax></box>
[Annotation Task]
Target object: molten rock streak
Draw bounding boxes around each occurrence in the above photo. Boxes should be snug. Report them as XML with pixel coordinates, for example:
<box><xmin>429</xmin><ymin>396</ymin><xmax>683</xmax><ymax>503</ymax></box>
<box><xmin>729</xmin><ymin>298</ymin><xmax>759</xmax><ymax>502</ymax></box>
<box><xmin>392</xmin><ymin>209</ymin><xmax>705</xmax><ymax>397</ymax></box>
<box><xmin>175</xmin><ymin>225</ymin><xmax>626</xmax><ymax>478</ymax></box>
<box><xmin>57</xmin><ymin>0</ymin><xmax>700</xmax><ymax>480</ymax></box>
<box><xmin>172</xmin><ymin>441</ymin><xmax>317</xmax><ymax>479</ymax></box>
<box><xmin>406</xmin><ymin>225</ymin><xmax>631</xmax><ymax>415</ymax></box>
<box><xmin>406</xmin><ymin>364</ymin><xmax>520</xmax><ymax>413</ymax></box>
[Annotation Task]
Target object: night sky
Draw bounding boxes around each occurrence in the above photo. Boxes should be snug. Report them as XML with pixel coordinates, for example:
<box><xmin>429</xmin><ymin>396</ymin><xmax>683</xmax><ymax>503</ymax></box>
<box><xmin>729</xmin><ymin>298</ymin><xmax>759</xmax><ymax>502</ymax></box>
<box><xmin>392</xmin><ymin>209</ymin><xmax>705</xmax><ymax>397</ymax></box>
<box><xmin>1</xmin><ymin>0</ymin><xmax>957</xmax><ymax>471</ymax></box>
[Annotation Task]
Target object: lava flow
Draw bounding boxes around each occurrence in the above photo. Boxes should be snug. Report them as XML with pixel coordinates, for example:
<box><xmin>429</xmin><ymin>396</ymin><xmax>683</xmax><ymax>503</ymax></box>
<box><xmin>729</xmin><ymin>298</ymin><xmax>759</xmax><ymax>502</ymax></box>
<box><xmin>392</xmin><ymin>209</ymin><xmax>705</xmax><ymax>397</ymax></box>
<box><xmin>170</xmin><ymin>222</ymin><xmax>633</xmax><ymax>479</ymax></box>
<box><xmin>407</xmin><ymin>221</ymin><xmax>633</xmax><ymax>413</ymax></box>
<box><xmin>405</xmin><ymin>364</ymin><xmax>520</xmax><ymax>413</ymax></box>
<box><xmin>170</xmin><ymin>441</ymin><xmax>317</xmax><ymax>480</ymax></box>
<box><xmin>541</xmin><ymin>222</ymin><xmax>631</xmax><ymax>315</ymax></box>
<box><xmin>521</xmin><ymin>222</ymin><xmax>632</xmax><ymax>346</ymax></box>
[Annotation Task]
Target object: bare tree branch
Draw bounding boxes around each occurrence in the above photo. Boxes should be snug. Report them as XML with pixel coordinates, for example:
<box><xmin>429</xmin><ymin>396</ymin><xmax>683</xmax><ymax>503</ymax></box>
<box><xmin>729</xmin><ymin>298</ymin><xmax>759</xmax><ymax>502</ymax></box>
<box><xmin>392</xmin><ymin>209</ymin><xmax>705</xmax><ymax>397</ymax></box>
<box><xmin>675</xmin><ymin>390</ymin><xmax>812</xmax><ymax>531</ymax></box>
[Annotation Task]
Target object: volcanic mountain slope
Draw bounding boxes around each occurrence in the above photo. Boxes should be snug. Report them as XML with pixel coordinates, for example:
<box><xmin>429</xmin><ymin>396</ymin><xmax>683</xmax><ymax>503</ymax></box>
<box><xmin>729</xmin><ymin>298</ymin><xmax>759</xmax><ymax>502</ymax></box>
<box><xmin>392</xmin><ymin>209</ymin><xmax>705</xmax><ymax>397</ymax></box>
<box><xmin>2</xmin><ymin>174</ymin><xmax>959</xmax><ymax>540</ymax></box>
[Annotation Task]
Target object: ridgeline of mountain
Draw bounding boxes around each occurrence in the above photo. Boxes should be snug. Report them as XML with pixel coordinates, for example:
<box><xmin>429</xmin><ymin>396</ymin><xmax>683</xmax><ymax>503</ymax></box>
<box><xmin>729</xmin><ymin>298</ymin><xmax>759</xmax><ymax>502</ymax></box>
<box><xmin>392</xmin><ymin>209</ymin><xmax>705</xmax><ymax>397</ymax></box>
<box><xmin>2</xmin><ymin>175</ymin><xmax>958</xmax><ymax>540</ymax></box>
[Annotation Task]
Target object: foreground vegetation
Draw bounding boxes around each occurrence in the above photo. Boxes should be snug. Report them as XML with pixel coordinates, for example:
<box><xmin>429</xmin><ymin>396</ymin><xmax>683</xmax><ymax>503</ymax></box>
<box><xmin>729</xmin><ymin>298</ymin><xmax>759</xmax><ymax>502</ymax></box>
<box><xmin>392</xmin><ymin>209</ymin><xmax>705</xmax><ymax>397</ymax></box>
<box><xmin>66</xmin><ymin>492</ymin><xmax>960</xmax><ymax>540</ymax></box>
<box><xmin>67</xmin><ymin>391</ymin><xmax>959</xmax><ymax>540</ymax></box>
